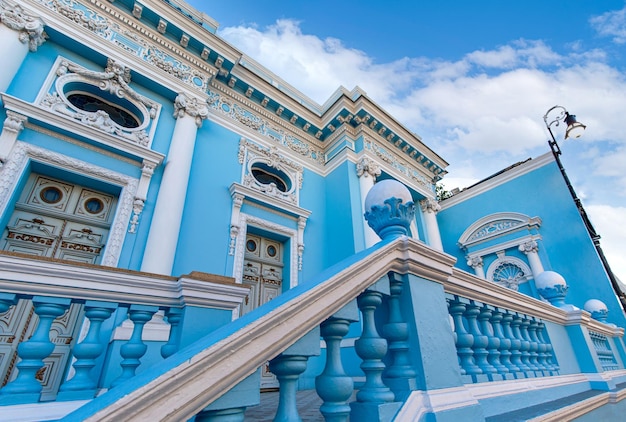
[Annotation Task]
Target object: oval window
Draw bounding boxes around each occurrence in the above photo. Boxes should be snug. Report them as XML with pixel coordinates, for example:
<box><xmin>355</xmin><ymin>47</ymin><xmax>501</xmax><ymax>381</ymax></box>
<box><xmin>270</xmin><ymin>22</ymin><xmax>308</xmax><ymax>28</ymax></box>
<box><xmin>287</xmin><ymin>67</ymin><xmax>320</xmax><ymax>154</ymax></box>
<box><xmin>67</xmin><ymin>93</ymin><xmax>141</xmax><ymax>128</ymax></box>
<box><xmin>250</xmin><ymin>163</ymin><xmax>291</xmax><ymax>193</ymax></box>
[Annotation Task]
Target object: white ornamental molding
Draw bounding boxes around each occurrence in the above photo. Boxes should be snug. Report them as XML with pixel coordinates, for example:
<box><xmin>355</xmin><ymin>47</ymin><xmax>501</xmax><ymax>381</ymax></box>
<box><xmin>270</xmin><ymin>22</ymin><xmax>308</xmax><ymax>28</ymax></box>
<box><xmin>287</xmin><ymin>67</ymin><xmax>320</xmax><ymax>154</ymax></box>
<box><xmin>518</xmin><ymin>240</ymin><xmax>539</xmax><ymax>254</ymax></box>
<box><xmin>0</xmin><ymin>142</ymin><xmax>137</xmax><ymax>266</ymax></box>
<box><xmin>0</xmin><ymin>111</ymin><xmax>27</xmax><ymax>163</ymax></box>
<box><xmin>238</xmin><ymin>138</ymin><xmax>303</xmax><ymax>206</ymax></box>
<box><xmin>356</xmin><ymin>156</ymin><xmax>381</xmax><ymax>179</ymax></box>
<box><xmin>420</xmin><ymin>198</ymin><xmax>441</xmax><ymax>214</ymax></box>
<box><xmin>466</xmin><ymin>255</ymin><xmax>484</xmax><ymax>269</ymax></box>
<box><xmin>38</xmin><ymin>57</ymin><xmax>161</xmax><ymax>148</ymax></box>
<box><xmin>458</xmin><ymin>212</ymin><xmax>542</xmax><ymax>250</ymax></box>
<box><xmin>174</xmin><ymin>92</ymin><xmax>208</xmax><ymax>127</ymax></box>
<box><xmin>0</xmin><ymin>0</ymin><xmax>47</xmax><ymax>52</ymax></box>
<box><xmin>232</xmin><ymin>213</ymin><xmax>300</xmax><ymax>289</ymax></box>
<box><xmin>35</xmin><ymin>0</ymin><xmax>213</xmax><ymax>90</ymax></box>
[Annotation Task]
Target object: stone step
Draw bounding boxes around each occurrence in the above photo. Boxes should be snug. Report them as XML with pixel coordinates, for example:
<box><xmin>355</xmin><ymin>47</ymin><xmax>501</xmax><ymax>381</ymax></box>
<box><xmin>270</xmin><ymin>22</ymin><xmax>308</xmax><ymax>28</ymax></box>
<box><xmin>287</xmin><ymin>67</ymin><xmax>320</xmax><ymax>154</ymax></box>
<box><xmin>244</xmin><ymin>390</ymin><xmax>324</xmax><ymax>421</ymax></box>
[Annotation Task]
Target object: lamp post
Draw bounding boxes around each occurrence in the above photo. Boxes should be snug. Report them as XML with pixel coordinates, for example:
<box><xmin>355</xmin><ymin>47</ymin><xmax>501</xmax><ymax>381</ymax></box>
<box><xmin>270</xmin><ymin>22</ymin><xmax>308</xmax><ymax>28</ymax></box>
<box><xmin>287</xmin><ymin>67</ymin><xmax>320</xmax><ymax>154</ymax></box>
<box><xmin>543</xmin><ymin>105</ymin><xmax>626</xmax><ymax>311</ymax></box>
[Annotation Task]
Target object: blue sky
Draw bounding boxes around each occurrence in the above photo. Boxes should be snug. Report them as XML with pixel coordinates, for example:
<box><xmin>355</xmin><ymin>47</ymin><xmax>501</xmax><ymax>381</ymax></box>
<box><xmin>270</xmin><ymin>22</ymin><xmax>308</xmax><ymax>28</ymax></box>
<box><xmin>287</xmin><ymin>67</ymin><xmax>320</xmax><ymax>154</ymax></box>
<box><xmin>187</xmin><ymin>1</ymin><xmax>626</xmax><ymax>283</ymax></box>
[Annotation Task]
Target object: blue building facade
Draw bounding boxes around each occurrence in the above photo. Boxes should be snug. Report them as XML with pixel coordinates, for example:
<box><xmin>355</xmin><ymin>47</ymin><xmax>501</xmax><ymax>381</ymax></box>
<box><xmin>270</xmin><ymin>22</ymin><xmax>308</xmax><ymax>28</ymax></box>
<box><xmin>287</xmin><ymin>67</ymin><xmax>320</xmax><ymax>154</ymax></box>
<box><xmin>0</xmin><ymin>1</ymin><xmax>625</xmax><ymax>420</ymax></box>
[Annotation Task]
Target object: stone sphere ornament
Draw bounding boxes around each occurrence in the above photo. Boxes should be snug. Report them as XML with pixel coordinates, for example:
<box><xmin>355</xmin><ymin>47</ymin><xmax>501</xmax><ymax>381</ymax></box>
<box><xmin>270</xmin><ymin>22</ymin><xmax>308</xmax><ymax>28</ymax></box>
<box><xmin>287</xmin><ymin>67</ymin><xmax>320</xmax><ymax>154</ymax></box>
<box><xmin>584</xmin><ymin>299</ymin><xmax>609</xmax><ymax>322</ymax></box>
<box><xmin>535</xmin><ymin>271</ymin><xmax>569</xmax><ymax>307</ymax></box>
<box><xmin>364</xmin><ymin>179</ymin><xmax>416</xmax><ymax>240</ymax></box>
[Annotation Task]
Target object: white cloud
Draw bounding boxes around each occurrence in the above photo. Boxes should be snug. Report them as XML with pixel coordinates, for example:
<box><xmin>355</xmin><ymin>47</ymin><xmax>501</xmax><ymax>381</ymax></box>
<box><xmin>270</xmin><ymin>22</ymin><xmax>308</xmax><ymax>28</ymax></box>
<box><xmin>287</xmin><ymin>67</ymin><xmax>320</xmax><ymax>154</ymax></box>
<box><xmin>590</xmin><ymin>7</ymin><xmax>626</xmax><ymax>44</ymax></box>
<box><xmin>217</xmin><ymin>18</ymin><xmax>626</xmax><ymax>276</ymax></box>
<box><xmin>587</xmin><ymin>205</ymin><xmax>626</xmax><ymax>283</ymax></box>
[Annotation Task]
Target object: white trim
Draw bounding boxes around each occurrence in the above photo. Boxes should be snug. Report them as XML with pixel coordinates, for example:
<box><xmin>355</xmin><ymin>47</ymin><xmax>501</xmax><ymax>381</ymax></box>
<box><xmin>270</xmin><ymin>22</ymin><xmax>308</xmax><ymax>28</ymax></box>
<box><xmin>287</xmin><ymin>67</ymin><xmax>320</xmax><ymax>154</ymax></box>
<box><xmin>0</xmin><ymin>142</ymin><xmax>137</xmax><ymax>266</ymax></box>
<box><xmin>485</xmin><ymin>254</ymin><xmax>533</xmax><ymax>289</ymax></box>
<box><xmin>441</xmin><ymin>153</ymin><xmax>554</xmax><ymax>209</ymax></box>
<box><xmin>458</xmin><ymin>212</ymin><xmax>542</xmax><ymax>249</ymax></box>
<box><xmin>466</xmin><ymin>234</ymin><xmax>542</xmax><ymax>260</ymax></box>
<box><xmin>232</xmin><ymin>213</ymin><xmax>300</xmax><ymax>289</ymax></box>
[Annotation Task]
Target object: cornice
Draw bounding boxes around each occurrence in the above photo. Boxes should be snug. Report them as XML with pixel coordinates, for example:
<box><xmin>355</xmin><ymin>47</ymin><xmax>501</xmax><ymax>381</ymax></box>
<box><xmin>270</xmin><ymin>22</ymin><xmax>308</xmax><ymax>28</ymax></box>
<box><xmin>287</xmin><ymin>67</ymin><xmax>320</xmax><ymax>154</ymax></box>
<box><xmin>25</xmin><ymin>0</ymin><xmax>217</xmax><ymax>97</ymax></box>
<box><xmin>229</xmin><ymin>183</ymin><xmax>311</xmax><ymax>220</ymax></box>
<box><xmin>440</xmin><ymin>153</ymin><xmax>555</xmax><ymax>209</ymax></box>
<box><xmin>25</xmin><ymin>0</ymin><xmax>447</xmax><ymax>182</ymax></box>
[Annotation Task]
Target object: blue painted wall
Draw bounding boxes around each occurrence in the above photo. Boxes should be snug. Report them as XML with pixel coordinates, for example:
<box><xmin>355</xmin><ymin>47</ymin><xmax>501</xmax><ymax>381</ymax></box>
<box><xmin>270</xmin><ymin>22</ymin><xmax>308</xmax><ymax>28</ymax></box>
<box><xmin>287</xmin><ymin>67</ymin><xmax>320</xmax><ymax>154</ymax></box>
<box><xmin>438</xmin><ymin>160</ymin><xmax>626</xmax><ymax>327</ymax></box>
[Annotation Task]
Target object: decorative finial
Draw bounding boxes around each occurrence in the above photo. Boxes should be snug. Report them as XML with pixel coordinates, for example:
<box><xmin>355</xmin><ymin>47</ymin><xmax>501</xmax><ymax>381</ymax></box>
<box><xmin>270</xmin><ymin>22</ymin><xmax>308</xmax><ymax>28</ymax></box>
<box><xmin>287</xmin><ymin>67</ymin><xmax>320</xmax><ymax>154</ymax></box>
<box><xmin>364</xmin><ymin>179</ymin><xmax>415</xmax><ymax>240</ymax></box>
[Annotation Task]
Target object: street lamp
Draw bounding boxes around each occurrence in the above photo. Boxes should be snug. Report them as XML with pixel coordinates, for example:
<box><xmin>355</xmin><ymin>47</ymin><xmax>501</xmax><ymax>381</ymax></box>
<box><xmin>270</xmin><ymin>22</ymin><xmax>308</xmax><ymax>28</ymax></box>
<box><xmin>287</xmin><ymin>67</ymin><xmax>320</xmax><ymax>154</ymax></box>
<box><xmin>543</xmin><ymin>105</ymin><xmax>626</xmax><ymax>311</ymax></box>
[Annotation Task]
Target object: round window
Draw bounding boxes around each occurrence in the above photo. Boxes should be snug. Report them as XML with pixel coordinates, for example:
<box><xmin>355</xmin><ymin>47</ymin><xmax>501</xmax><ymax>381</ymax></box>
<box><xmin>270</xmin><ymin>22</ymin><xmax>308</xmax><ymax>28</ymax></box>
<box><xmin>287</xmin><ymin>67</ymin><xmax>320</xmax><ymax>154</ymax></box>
<box><xmin>84</xmin><ymin>197</ymin><xmax>104</xmax><ymax>214</ymax></box>
<box><xmin>246</xmin><ymin>239</ymin><xmax>257</xmax><ymax>252</ymax></box>
<box><xmin>40</xmin><ymin>186</ymin><xmax>62</xmax><ymax>204</ymax></box>
<box><xmin>267</xmin><ymin>245</ymin><xmax>277</xmax><ymax>257</ymax></box>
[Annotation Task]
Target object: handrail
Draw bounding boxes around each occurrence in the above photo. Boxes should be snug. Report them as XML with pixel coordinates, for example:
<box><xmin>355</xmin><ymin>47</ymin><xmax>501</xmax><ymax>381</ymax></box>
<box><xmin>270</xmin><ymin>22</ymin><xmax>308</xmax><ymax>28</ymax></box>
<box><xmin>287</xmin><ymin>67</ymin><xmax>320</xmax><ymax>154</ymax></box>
<box><xmin>58</xmin><ymin>235</ymin><xmax>625</xmax><ymax>420</ymax></box>
<box><xmin>64</xmin><ymin>236</ymin><xmax>456</xmax><ymax>421</ymax></box>
<box><xmin>0</xmin><ymin>251</ymin><xmax>248</xmax><ymax>309</ymax></box>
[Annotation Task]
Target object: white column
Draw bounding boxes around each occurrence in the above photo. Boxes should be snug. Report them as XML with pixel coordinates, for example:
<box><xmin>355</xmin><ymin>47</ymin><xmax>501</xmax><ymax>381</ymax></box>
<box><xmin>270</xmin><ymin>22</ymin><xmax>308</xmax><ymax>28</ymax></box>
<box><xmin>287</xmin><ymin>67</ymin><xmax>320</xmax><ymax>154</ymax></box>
<box><xmin>357</xmin><ymin>156</ymin><xmax>381</xmax><ymax>248</ymax></box>
<box><xmin>0</xmin><ymin>2</ymin><xmax>46</xmax><ymax>92</ymax></box>
<box><xmin>419</xmin><ymin>198</ymin><xmax>443</xmax><ymax>251</ymax></box>
<box><xmin>141</xmin><ymin>93</ymin><xmax>207</xmax><ymax>275</ymax></box>
<box><xmin>518</xmin><ymin>240</ymin><xmax>544</xmax><ymax>277</ymax></box>
<box><xmin>467</xmin><ymin>256</ymin><xmax>485</xmax><ymax>279</ymax></box>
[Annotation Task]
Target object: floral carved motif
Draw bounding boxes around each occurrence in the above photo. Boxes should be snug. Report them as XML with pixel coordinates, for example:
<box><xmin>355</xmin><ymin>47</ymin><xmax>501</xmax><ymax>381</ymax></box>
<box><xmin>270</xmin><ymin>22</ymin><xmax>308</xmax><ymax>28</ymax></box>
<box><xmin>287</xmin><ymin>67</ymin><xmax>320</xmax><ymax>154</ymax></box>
<box><xmin>35</xmin><ymin>0</ymin><xmax>210</xmax><ymax>90</ymax></box>
<box><xmin>467</xmin><ymin>220</ymin><xmax>522</xmax><ymax>242</ymax></box>
<box><xmin>39</xmin><ymin>58</ymin><xmax>160</xmax><ymax>147</ymax></box>
<box><xmin>208</xmin><ymin>89</ymin><xmax>324</xmax><ymax>165</ymax></box>
<box><xmin>0</xmin><ymin>0</ymin><xmax>47</xmax><ymax>51</ymax></box>
<box><xmin>174</xmin><ymin>93</ymin><xmax>208</xmax><ymax>127</ymax></box>
<box><xmin>0</xmin><ymin>142</ymin><xmax>137</xmax><ymax>266</ymax></box>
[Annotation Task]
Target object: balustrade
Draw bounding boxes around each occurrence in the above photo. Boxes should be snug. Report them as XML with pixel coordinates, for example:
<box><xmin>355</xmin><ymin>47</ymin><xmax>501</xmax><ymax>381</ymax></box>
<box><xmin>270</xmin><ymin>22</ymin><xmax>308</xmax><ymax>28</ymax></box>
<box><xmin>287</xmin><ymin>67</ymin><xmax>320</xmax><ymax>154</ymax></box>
<box><xmin>446</xmin><ymin>295</ymin><xmax>559</xmax><ymax>382</ymax></box>
<box><xmin>0</xmin><ymin>294</ymin><xmax>184</xmax><ymax>404</ymax></box>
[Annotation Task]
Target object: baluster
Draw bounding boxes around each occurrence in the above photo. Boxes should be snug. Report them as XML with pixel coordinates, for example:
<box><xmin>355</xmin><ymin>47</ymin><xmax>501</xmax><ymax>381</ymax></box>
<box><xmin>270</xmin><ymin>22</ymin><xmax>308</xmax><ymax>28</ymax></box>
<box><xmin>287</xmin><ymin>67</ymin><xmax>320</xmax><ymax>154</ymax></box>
<box><xmin>111</xmin><ymin>305</ymin><xmax>158</xmax><ymax>387</ymax></box>
<box><xmin>382</xmin><ymin>272</ymin><xmax>416</xmax><ymax>396</ymax></box>
<box><xmin>269</xmin><ymin>355</ymin><xmax>309</xmax><ymax>422</ymax></box>
<box><xmin>465</xmin><ymin>301</ymin><xmax>496</xmax><ymax>377</ymax></box>
<box><xmin>479</xmin><ymin>305</ymin><xmax>506</xmax><ymax>377</ymax></box>
<box><xmin>58</xmin><ymin>301</ymin><xmax>116</xmax><ymax>398</ymax></box>
<box><xmin>520</xmin><ymin>316</ymin><xmax>539</xmax><ymax>374</ymax></box>
<box><xmin>448</xmin><ymin>297</ymin><xmax>481</xmax><ymax>376</ymax></box>
<box><xmin>490</xmin><ymin>308</ymin><xmax>511</xmax><ymax>377</ymax></box>
<box><xmin>528</xmin><ymin>318</ymin><xmax>546</xmax><ymax>375</ymax></box>
<box><xmin>316</xmin><ymin>317</ymin><xmax>354</xmax><ymax>422</ymax></box>
<box><xmin>354</xmin><ymin>289</ymin><xmax>394</xmax><ymax>403</ymax></box>
<box><xmin>0</xmin><ymin>296</ymin><xmax>71</xmax><ymax>404</ymax></box>
<box><xmin>512</xmin><ymin>314</ymin><xmax>531</xmax><ymax>374</ymax></box>
<box><xmin>537</xmin><ymin>322</ymin><xmax>559</xmax><ymax>373</ymax></box>
<box><xmin>501</xmin><ymin>312</ymin><xmax>522</xmax><ymax>376</ymax></box>
<box><xmin>161</xmin><ymin>308</ymin><xmax>183</xmax><ymax>359</ymax></box>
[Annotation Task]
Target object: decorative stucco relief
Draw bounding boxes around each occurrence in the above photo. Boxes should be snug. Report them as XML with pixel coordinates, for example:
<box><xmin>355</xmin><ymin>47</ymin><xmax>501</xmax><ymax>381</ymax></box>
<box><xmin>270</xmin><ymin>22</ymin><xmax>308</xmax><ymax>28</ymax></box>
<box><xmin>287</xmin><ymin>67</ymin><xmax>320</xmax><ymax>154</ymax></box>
<box><xmin>39</xmin><ymin>58</ymin><xmax>160</xmax><ymax>147</ymax></box>
<box><xmin>363</xmin><ymin>136</ymin><xmax>434</xmax><ymax>192</ymax></box>
<box><xmin>0</xmin><ymin>142</ymin><xmax>137</xmax><ymax>266</ymax></box>
<box><xmin>0</xmin><ymin>0</ymin><xmax>47</xmax><ymax>51</ymax></box>
<box><xmin>207</xmin><ymin>89</ymin><xmax>325</xmax><ymax>165</ymax></box>
<box><xmin>35</xmin><ymin>0</ymin><xmax>211</xmax><ymax>90</ymax></box>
